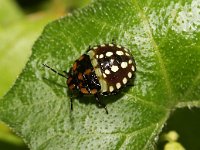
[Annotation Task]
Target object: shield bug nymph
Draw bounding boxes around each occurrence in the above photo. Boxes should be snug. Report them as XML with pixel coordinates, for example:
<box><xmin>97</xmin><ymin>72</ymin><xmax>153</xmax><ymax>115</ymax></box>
<box><xmin>43</xmin><ymin>43</ymin><xmax>136</xmax><ymax>114</ymax></box>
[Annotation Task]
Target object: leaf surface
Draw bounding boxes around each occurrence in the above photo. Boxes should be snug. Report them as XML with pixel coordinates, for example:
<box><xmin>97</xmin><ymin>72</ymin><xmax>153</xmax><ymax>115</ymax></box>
<box><xmin>0</xmin><ymin>0</ymin><xmax>200</xmax><ymax>149</ymax></box>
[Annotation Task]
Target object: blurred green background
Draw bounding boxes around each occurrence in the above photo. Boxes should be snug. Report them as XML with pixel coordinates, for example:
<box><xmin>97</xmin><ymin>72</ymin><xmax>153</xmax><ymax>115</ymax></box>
<box><xmin>0</xmin><ymin>0</ymin><xmax>199</xmax><ymax>150</ymax></box>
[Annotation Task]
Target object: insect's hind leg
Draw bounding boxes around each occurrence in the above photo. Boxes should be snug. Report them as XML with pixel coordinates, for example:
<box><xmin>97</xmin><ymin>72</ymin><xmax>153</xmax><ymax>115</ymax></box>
<box><xmin>70</xmin><ymin>96</ymin><xmax>73</xmax><ymax>111</ymax></box>
<box><xmin>94</xmin><ymin>94</ymin><xmax>108</xmax><ymax>114</ymax></box>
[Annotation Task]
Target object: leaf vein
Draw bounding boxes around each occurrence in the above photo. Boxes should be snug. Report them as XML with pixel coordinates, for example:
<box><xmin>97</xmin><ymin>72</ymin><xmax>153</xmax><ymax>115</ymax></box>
<box><xmin>133</xmin><ymin>0</ymin><xmax>174</xmax><ymax>100</ymax></box>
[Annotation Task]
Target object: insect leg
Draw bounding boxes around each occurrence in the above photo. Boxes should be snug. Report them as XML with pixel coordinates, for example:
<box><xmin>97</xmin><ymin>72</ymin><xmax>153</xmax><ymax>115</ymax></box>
<box><xmin>94</xmin><ymin>94</ymin><xmax>108</xmax><ymax>114</ymax></box>
<box><xmin>70</xmin><ymin>96</ymin><xmax>73</xmax><ymax>111</ymax></box>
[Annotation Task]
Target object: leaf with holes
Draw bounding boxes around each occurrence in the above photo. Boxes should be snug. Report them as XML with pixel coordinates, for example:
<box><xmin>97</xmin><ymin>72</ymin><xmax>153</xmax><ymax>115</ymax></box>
<box><xmin>0</xmin><ymin>0</ymin><xmax>200</xmax><ymax>149</ymax></box>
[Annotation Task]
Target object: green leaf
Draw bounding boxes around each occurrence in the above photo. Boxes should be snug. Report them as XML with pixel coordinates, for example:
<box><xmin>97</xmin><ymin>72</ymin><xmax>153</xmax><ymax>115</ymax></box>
<box><xmin>0</xmin><ymin>0</ymin><xmax>200</xmax><ymax>149</ymax></box>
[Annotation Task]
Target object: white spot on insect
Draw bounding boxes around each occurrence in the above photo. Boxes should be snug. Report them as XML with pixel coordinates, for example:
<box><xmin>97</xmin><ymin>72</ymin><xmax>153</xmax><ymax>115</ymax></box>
<box><xmin>109</xmin><ymin>43</ymin><xmax>114</xmax><ymax>47</ymax></box>
<box><xmin>123</xmin><ymin>77</ymin><xmax>127</xmax><ymax>84</ymax></box>
<box><xmin>111</xmin><ymin>65</ymin><xmax>119</xmax><ymax>72</ymax></box>
<box><xmin>106</xmin><ymin>52</ymin><xmax>113</xmax><ymax>57</ymax></box>
<box><xmin>121</xmin><ymin>62</ymin><xmax>128</xmax><ymax>68</ymax></box>
<box><xmin>99</xmin><ymin>54</ymin><xmax>104</xmax><ymax>58</ymax></box>
<box><xmin>93</xmin><ymin>46</ymin><xmax>98</xmax><ymax>50</ymax></box>
<box><xmin>110</xmin><ymin>59</ymin><xmax>114</xmax><ymax>63</ymax></box>
<box><xmin>101</xmin><ymin>44</ymin><xmax>106</xmax><ymax>47</ymax></box>
<box><xmin>124</xmin><ymin>48</ymin><xmax>128</xmax><ymax>52</ymax></box>
<box><xmin>125</xmin><ymin>52</ymin><xmax>130</xmax><ymax>56</ymax></box>
<box><xmin>116</xmin><ymin>51</ymin><xmax>124</xmax><ymax>56</ymax></box>
<box><xmin>117</xmin><ymin>45</ymin><xmax>122</xmax><ymax>48</ymax></box>
<box><xmin>109</xmin><ymin>86</ymin><xmax>114</xmax><ymax>92</ymax></box>
<box><xmin>129</xmin><ymin>59</ymin><xmax>132</xmax><ymax>64</ymax></box>
<box><xmin>96</xmin><ymin>55</ymin><xmax>99</xmax><ymax>59</ymax></box>
<box><xmin>105</xmin><ymin>69</ymin><xmax>110</xmax><ymax>74</ymax></box>
<box><xmin>103</xmin><ymin>73</ymin><xmax>107</xmax><ymax>78</ymax></box>
<box><xmin>131</xmin><ymin>66</ymin><xmax>135</xmax><ymax>71</ymax></box>
<box><xmin>116</xmin><ymin>82</ymin><xmax>121</xmax><ymax>89</ymax></box>
<box><xmin>128</xmin><ymin>72</ymin><xmax>132</xmax><ymax>78</ymax></box>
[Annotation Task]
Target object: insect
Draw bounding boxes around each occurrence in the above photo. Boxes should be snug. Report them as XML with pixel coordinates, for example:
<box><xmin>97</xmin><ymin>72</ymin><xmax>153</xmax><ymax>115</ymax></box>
<box><xmin>43</xmin><ymin>43</ymin><xmax>136</xmax><ymax>114</ymax></box>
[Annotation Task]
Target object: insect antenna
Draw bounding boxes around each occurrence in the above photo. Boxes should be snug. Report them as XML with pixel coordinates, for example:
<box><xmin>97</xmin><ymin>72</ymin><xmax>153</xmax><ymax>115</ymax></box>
<box><xmin>43</xmin><ymin>64</ymin><xmax>67</xmax><ymax>79</ymax></box>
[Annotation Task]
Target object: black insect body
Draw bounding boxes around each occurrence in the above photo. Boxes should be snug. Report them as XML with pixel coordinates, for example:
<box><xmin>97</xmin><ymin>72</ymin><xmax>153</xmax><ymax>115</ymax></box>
<box><xmin>43</xmin><ymin>44</ymin><xmax>136</xmax><ymax>114</ymax></box>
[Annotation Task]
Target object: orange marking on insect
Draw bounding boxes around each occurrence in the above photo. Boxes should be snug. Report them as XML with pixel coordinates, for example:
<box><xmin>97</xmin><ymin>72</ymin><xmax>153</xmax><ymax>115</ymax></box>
<box><xmin>80</xmin><ymin>88</ymin><xmax>89</xmax><ymax>94</ymax></box>
<box><xmin>78</xmin><ymin>82</ymin><xmax>83</xmax><ymax>88</ymax></box>
<box><xmin>67</xmin><ymin>77</ymin><xmax>72</xmax><ymax>85</ymax></box>
<box><xmin>78</xmin><ymin>73</ymin><xmax>83</xmax><ymax>80</ymax></box>
<box><xmin>73</xmin><ymin>62</ymin><xmax>77</xmax><ymax>71</ymax></box>
<box><xmin>79</xmin><ymin>55</ymin><xmax>84</xmax><ymax>61</ymax></box>
<box><xmin>69</xmin><ymin>84</ymin><xmax>75</xmax><ymax>90</ymax></box>
<box><xmin>84</xmin><ymin>69</ymin><xmax>92</xmax><ymax>75</ymax></box>
<box><xmin>90</xmin><ymin>89</ymin><xmax>97</xmax><ymax>94</ymax></box>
